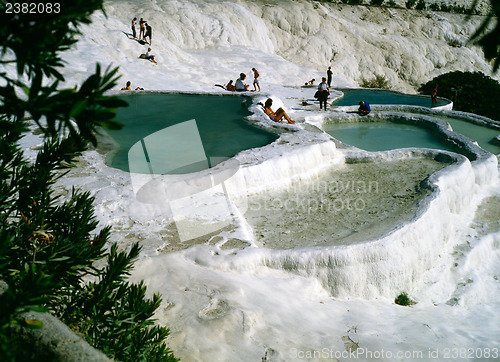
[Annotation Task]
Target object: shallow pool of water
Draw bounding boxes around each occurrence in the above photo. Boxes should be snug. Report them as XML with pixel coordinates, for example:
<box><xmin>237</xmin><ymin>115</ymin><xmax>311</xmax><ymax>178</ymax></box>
<box><xmin>332</xmin><ymin>88</ymin><xmax>449</xmax><ymax>108</ymax></box>
<box><xmin>245</xmin><ymin>159</ymin><xmax>445</xmax><ymax>248</ymax></box>
<box><xmin>323</xmin><ymin>121</ymin><xmax>455</xmax><ymax>152</ymax></box>
<box><xmin>105</xmin><ymin>93</ymin><xmax>278</xmax><ymax>174</ymax></box>
<box><xmin>441</xmin><ymin>117</ymin><xmax>500</xmax><ymax>155</ymax></box>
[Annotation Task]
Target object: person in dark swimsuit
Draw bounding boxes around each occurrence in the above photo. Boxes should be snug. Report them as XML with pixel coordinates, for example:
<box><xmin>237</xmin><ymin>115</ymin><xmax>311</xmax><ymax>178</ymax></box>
<box><xmin>327</xmin><ymin>66</ymin><xmax>333</xmax><ymax>88</ymax></box>
<box><xmin>431</xmin><ymin>84</ymin><xmax>438</xmax><ymax>106</ymax></box>
<box><xmin>131</xmin><ymin>17</ymin><xmax>137</xmax><ymax>39</ymax></box>
<box><xmin>139</xmin><ymin>18</ymin><xmax>146</xmax><ymax>40</ymax></box>
<box><xmin>145</xmin><ymin>23</ymin><xmax>152</xmax><ymax>45</ymax></box>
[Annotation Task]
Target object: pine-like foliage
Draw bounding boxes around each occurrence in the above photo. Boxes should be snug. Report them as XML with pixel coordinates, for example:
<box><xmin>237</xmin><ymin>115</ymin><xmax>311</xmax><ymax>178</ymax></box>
<box><xmin>0</xmin><ymin>1</ymin><xmax>178</xmax><ymax>361</ymax></box>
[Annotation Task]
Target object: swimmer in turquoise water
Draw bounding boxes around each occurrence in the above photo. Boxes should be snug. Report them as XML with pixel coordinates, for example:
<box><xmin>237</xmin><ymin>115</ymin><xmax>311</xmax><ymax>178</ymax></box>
<box><xmin>121</xmin><ymin>81</ymin><xmax>131</xmax><ymax>90</ymax></box>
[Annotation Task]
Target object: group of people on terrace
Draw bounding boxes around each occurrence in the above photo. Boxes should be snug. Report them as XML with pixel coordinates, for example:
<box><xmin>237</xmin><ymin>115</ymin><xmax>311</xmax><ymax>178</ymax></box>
<box><xmin>131</xmin><ymin>17</ymin><xmax>157</xmax><ymax>65</ymax></box>
<box><xmin>124</xmin><ymin>16</ymin><xmax>371</xmax><ymax>122</ymax></box>
<box><xmin>217</xmin><ymin>68</ymin><xmax>261</xmax><ymax>92</ymax></box>
<box><xmin>131</xmin><ymin>17</ymin><xmax>152</xmax><ymax>45</ymax></box>
<box><xmin>314</xmin><ymin>67</ymin><xmax>370</xmax><ymax>115</ymax></box>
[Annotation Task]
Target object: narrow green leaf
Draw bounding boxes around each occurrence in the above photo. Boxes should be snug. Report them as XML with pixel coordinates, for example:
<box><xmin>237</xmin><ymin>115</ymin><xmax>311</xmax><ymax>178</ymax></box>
<box><xmin>69</xmin><ymin>100</ymin><xmax>88</xmax><ymax>118</ymax></box>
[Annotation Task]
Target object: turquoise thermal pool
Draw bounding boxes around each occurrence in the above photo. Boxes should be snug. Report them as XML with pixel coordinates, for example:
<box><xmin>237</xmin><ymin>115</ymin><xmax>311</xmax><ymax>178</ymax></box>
<box><xmin>441</xmin><ymin>117</ymin><xmax>500</xmax><ymax>154</ymax></box>
<box><xmin>332</xmin><ymin>88</ymin><xmax>449</xmax><ymax>108</ymax></box>
<box><xmin>105</xmin><ymin>93</ymin><xmax>278</xmax><ymax>174</ymax></box>
<box><xmin>323</xmin><ymin>121</ymin><xmax>456</xmax><ymax>152</ymax></box>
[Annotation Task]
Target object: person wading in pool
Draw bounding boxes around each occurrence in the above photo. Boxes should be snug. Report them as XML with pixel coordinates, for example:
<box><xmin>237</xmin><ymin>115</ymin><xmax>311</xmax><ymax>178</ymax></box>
<box><xmin>121</xmin><ymin>81</ymin><xmax>132</xmax><ymax>90</ymax></box>
<box><xmin>263</xmin><ymin>98</ymin><xmax>295</xmax><ymax>124</ymax></box>
<box><xmin>431</xmin><ymin>84</ymin><xmax>438</xmax><ymax>106</ymax></box>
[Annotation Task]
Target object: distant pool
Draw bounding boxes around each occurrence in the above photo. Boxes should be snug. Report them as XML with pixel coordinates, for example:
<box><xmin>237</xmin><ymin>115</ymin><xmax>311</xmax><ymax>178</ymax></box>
<box><xmin>323</xmin><ymin>121</ymin><xmax>456</xmax><ymax>152</ymax></box>
<box><xmin>105</xmin><ymin>93</ymin><xmax>278</xmax><ymax>174</ymax></box>
<box><xmin>332</xmin><ymin>88</ymin><xmax>449</xmax><ymax>108</ymax></box>
<box><xmin>441</xmin><ymin>117</ymin><xmax>500</xmax><ymax>155</ymax></box>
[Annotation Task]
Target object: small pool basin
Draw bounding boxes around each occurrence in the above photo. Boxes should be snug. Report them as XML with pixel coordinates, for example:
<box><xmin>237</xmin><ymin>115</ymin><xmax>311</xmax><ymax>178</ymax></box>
<box><xmin>332</xmin><ymin>88</ymin><xmax>449</xmax><ymax>108</ymax></box>
<box><xmin>105</xmin><ymin>93</ymin><xmax>278</xmax><ymax>174</ymax></box>
<box><xmin>323</xmin><ymin>121</ymin><xmax>455</xmax><ymax>152</ymax></box>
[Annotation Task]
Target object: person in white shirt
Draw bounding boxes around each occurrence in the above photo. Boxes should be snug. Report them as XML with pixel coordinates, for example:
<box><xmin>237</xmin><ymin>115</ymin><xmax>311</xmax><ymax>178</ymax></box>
<box><xmin>145</xmin><ymin>47</ymin><xmax>157</xmax><ymax>64</ymax></box>
<box><xmin>316</xmin><ymin>77</ymin><xmax>329</xmax><ymax>110</ymax></box>
<box><xmin>235</xmin><ymin>73</ymin><xmax>249</xmax><ymax>91</ymax></box>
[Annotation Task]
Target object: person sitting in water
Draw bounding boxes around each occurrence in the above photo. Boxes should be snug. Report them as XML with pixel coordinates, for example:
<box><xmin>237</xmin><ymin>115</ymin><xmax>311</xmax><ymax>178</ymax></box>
<box><xmin>262</xmin><ymin>98</ymin><xmax>295</xmax><ymax>124</ymax></box>
<box><xmin>235</xmin><ymin>73</ymin><xmax>249</xmax><ymax>91</ymax></box>
<box><xmin>358</xmin><ymin>101</ymin><xmax>371</xmax><ymax>115</ymax></box>
<box><xmin>121</xmin><ymin>81</ymin><xmax>132</xmax><ymax>90</ymax></box>
<box><xmin>306</xmin><ymin>78</ymin><xmax>316</xmax><ymax>85</ymax></box>
<box><xmin>145</xmin><ymin>47</ymin><xmax>157</xmax><ymax>64</ymax></box>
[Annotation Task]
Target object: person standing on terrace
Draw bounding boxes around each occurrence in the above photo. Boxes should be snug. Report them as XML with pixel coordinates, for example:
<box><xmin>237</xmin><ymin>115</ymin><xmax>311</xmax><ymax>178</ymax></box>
<box><xmin>431</xmin><ymin>84</ymin><xmax>438</xmax><ymax>106</ymax></box>
<box><xmin>131</xmin><ymin>17</ymin><xmax>137</xmax><ymax>40</ymax></box>
<box><xmin>252</xmin><ymin>68</ymin><xmax>261</xmax><ymax>92</ymax></box>
<box><xmin>327</xmin><ymin>66</ymin><xmax>333</xmax><ymax>88</ymax></box>
<box><xmin>139</xmin><ymin>18</ymin><xmax>146</xmax><ymax>40</ymax></box>
<box><xmin>316</xmin><ymin>77</ymin><xmax>329</xmax><ymax>110</ymax></box>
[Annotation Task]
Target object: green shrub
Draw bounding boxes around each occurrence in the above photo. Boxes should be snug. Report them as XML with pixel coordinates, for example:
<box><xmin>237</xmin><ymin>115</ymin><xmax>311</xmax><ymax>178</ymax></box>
<box><xmin>415</xmin><ymin>0</ymin><xmax>426</xmax><ymax>9</ymax></box>
<box><xmin>405</xmin><ymin>0</ymin><xmax>417</xmax><ymax>9</ymax></box>
<box><xmin>0</xmin><ymin>1</ymin><xmax>178</xmax><ymax>360</ymax></box>
<box><xmin>429</xmin><ymin>3</ymin><xmax>440</xmax><ymax>11</ymax></box>
<box><xmin>360</xmin><ymin>74</ymin><xmax>390</xmax><ymax>89</ymax></box>
<box><xmin>395</xmin><ymin>292</ymin><xmax>415</xmax><ymax>306</ymax></box>
<box><xmin>417</xmin><ymin>0</ymin><xmax>427</xmax><ymax>9</ymax></box>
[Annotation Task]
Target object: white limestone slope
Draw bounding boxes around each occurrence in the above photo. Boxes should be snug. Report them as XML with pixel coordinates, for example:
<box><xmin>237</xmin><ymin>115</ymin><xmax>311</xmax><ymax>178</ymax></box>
<box><xmin>42</xmin><ymin>0</ymin><xmax>500</xmax><ymax>360</ymax></box>
<box><xmin>60</xmin><ymin>0</ymin><xmax>498</xmax><ymax>94</ymax></box>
